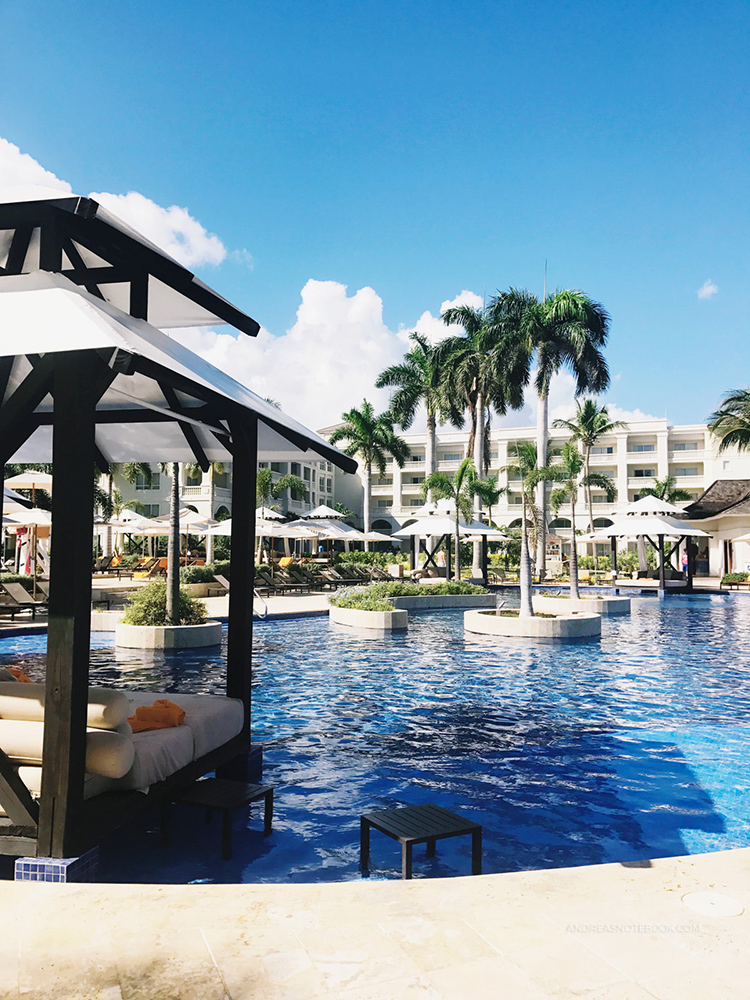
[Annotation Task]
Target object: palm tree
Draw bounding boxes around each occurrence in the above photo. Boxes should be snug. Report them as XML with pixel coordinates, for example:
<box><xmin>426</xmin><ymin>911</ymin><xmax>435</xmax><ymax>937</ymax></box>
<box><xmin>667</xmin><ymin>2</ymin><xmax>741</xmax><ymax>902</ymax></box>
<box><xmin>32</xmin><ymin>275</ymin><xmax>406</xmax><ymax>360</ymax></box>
<box><xmin>440</xmin><ymin>305</ymin><xmax>528</xmax><ymax>475</ymax></box>
<box><xmin>440</xmin><ymin>304</ymin><xmax>528</xmax><ymax>574</ymax></box>
<box><xmin>421</xmin><ymin>457</ymin><xmax>478</xmax><ymax>580</ymax></box>
<box><xmin>637</xmin><ymin>475</ymin><xmax>692</xmax><ymax>503</ymax></box>
<box><xmin>488</xmin><ymin>288</ymin><xmax>611</xmax><ymax>579</ymax></box>
<box><xmin>503</xmin><ymin>442</ymin><xmax>559</xmax><ymax>616</ymax></box>
<box><xmin>708</xmin><ymin>389</ymin><xmax>750</xmax><ymax>452</ymax></box>
<box><xmin>375</xmin><ymin>332</ymin><xmax>462</xmax><ymax>484</ymax></box>
<box><xmin>550</xmin><ymin>442</ymin><xmax>617</xmax><ymax>599</ymax></box>
<box><xmin>328</xmin><ymin>400</ymin><xmax>410</xmax><ymax>550</ymax></box>
<box><xmin>471</xmin><ymin>472</ymin><xmax>506</xmax><ymax>528</ymax></box>
<box><xmin>256</xmin><ymin>468</ymin><xmax>308</xmax><ymax>511</ymax></box>
<box><xmin>552</xmin><ymin>400</ymin><xmax>625</xmax><ymax>534</ymax></box>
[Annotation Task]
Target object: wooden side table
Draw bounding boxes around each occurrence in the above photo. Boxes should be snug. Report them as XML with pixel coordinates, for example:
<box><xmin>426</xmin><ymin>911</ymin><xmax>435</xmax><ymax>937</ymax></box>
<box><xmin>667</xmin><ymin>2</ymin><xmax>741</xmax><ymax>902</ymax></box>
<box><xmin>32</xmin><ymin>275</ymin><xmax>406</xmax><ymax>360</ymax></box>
<box><xmin>360</xmin><ymin>802</ymin><xmax>482</xmax><ymax>879</ymax></box>
<box><xmin>162</xmin><ymin>778</ymin><xmax>273</xmax><ymax>860</ymax></box>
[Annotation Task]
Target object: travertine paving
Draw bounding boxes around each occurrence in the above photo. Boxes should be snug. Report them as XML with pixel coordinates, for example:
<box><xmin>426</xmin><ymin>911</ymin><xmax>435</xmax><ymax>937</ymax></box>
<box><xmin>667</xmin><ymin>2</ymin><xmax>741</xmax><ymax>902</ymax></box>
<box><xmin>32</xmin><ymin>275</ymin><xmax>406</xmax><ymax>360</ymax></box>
<box><xmin>3</xmin><ymin>847</ymin><xmax>748</xmax><ymax>998</ymax></box>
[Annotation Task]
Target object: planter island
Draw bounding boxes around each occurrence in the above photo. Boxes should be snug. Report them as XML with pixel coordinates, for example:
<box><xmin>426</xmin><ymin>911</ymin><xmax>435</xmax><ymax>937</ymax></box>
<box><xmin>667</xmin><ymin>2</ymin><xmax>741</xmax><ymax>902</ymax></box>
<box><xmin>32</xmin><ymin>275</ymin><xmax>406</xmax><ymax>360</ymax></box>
<box><xmin>464</xmin><ymin>608</ymin><xmax>602</xmax><ymax>640</ymax></box>
<box><xmin>532</xmin><ymin>594</ymin><xmax>631</xmax><ymax>616</ymax></box>
<box><xmin>115</xmin><ymin>620</ymin><xmax>223</xmax><ymax>649</ymax></box>
<box><xmin>328</xmin><ymin>590</ymin><xmax>495</xmax><ymax>631</ymax></box>
<box><xmin>329</xmin><ymin>604</ymin><xmax>408</xmax><ymax>631</ymax></box>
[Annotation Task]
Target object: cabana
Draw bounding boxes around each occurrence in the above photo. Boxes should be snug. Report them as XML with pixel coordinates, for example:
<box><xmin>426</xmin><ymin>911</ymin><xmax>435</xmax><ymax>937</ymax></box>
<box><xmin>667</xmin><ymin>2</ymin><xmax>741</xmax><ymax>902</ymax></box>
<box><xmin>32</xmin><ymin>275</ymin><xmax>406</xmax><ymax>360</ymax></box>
<box><xmin>0</xmin><ymin>188</ymin><xmax>356</xmax><ymax>861</ymax></box>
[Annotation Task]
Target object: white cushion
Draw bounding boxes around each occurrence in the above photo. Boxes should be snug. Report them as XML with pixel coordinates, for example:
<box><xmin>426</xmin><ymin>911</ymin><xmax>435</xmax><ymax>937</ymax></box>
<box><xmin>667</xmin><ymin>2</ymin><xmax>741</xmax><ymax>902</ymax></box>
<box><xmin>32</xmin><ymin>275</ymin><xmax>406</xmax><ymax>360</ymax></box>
<box><xmin>0</xmin><ymin>719</ymin><xmax>134</xmax><ymax>778</ymax></box>
<box><xmin>113</xmin><ymin>725</ymin><xmax>194</xmax><ymax>791</ymax></box>
<box><xmin>0</xmin><ymin>682</ymin><xmax>130</xmax><ymax>730</ymax></box>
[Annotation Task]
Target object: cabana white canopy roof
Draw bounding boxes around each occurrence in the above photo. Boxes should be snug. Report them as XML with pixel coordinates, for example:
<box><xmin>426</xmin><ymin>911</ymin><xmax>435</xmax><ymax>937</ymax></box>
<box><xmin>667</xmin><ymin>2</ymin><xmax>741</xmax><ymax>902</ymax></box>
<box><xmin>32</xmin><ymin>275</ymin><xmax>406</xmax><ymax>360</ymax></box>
<box><xmin>592</xmin><ymin>514</ymin><xmax>710</xmax><ymax>539</ymax></box>
<box><xmin>618</xmin><ymin>495</ymin><xmax>687</xmax><ymax>517</ymax></box>
<box><xmin>0</xmin><ymin>271</ymin><xmax>356</xmax><ymax>471</ymax></box>
<box><xmin>300</xmin><ymin>504</ymin><xmax>344</xmax><ymax>519</ymax></box>
<box><xmin>0</xmin><ymin>186</ymin><xmax>260</xmax><ymax>333</ymax></box>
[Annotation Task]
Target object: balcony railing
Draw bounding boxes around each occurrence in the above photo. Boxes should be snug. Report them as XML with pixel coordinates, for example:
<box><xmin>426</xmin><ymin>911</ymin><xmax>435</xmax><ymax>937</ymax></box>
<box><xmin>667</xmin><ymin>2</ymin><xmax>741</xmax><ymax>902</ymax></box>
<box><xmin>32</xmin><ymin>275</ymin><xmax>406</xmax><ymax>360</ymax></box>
<box><xmin>669</xmin><ymin>450</ymin><xmax>704</xmax><ymax>461</ymax></box>
<box><xmin>371</xmin><ymin>484</ymin><xmax>393</xmax><ymax>496</ymax></box>
<box><xmin>669</xmin><ymin>475</ymin><xmax>704</xmax><ymax>487</ymax></box>
<box><xmin>627</xmin><ymin>477</ymin><xmax>655</xmax><ymax>488</ymax></box>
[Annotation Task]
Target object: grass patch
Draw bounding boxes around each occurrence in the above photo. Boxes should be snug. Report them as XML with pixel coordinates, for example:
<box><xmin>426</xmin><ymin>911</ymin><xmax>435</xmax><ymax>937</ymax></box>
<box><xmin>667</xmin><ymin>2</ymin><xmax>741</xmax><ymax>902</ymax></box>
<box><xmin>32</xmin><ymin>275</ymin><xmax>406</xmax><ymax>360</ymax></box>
<box><xmin>498</xmin><ymin>609</ymin><xmax>557</xmax><ymax>618</ymax></box>
<box><xmin>329</xmin><ymin>579</ymin><xmax>487</xmax><ymax>610</ymax></box>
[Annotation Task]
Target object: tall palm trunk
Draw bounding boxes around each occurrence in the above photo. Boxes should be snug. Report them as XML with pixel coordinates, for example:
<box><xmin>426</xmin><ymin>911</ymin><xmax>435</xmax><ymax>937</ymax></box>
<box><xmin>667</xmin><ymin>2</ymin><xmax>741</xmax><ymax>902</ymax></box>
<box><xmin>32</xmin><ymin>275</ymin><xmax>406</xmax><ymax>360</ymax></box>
<box><xmin>166</xmin><ymin>462</ymin><xmax>180</xmax><ymax>625</ymax></box>
<box><xmin>536</xmin><ymin>388</ymin><xmax>549</xmax><ymax>579</ymax></box>
<box><xmin>584</xmin><ymin>445</ymin><xmax>596</xmax><ymax>569</ymax></box>
<box><xmin>454</xmin><ymin>506</ymin><xmax>461</xmax><ymax>582</ymax></box>
<box><xmin>363</xmin><ymin>461</ymin><xmax>371</xmax><ymax>553</ymax></box>
<box><xmin>472</xmin><ymin>390</ymin><xmax>485</xmax><ymax>576</ymax></box>
<box><xmin>425</xmin><ymin>411</ymin><xmax>437</xmax><ymax>500</ymax></box>
<box><xmin>519</xmin><ymin>493</ymin><xmax>534</xmax><ymax>617</ymax></box>
<box><xmin>569</xmin><ymin>490</ymin><xmax>580</xmax><ymax>600</ymax></box>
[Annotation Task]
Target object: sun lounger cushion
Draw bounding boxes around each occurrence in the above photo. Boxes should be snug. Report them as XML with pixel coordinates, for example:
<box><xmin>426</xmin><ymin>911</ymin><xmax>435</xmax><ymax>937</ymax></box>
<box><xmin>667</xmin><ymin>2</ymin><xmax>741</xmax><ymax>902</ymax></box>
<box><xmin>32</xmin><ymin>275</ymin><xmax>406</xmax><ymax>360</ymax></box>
<box><xmin>0</xmin><ymin>682</ymin><xmax>130</xmax><ymax>730</ymax></box>
<box><xmin>0</xmin><ymin>719</ymin><xmax>135</xmax><ymax>778</ymax></box>
<box><xmin>124</xmin><ymin>691</ymin><xmax>244</xmax><ymax>759</ymax></box>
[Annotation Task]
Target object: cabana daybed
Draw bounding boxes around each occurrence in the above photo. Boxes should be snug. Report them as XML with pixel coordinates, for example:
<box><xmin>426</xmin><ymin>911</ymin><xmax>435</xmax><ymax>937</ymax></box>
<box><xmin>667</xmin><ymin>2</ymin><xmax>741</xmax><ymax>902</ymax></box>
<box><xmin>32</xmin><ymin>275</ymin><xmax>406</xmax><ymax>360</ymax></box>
<box><xmin>0</xmin><ymin>187</ymin><xmax>356</xmax><ymax>862</ymax></box>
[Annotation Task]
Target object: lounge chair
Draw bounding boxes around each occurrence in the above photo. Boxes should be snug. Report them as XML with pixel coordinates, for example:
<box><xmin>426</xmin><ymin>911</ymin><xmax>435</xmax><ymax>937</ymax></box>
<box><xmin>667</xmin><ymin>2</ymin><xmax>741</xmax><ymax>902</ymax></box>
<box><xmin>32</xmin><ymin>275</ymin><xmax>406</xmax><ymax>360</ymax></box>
<box><xmin>255</xmin><ymin>567</ymin><xmax>306</xmax><ymax>595</ymax></box>
<box><xmin>94</xmin><ymin>555</ymin><xmax>114</xmax><ymax>573</ymax></box>
<box><xmin>134</xmin><ymin>557</ymin><xmax>165</xmax><ymax>579</ymax></box>
<box><xmin>0</xmin><ymin>582</ymin><xmax>48</xmax><ymax>619</ymax></box>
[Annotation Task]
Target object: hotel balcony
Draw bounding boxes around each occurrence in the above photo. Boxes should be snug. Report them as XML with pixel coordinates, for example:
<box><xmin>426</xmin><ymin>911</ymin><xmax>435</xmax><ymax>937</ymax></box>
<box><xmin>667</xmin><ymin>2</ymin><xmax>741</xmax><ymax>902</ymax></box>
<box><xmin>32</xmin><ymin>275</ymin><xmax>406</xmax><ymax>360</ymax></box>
<box><xmin>668</xmin><ymin>475</ymin><xmax>704</xmax><ymax>488</ymax></box>
<box><xmin>669</xmin><ymin>450</ymin><xmax>704</xmax><ymax>461</ymax></box>
<box><xmin>400</xmin><ymin>483</ymin><xmax>424</xmax><ymax>495</ymax></box>
<box><xmin>627</xmin><ymin>477</ymin><xmax>655</xmax><ymax>489</ymax></box>
<box><xmin>371</xmin><ymin>484</ymin><xmax>394</xmax><ymax>496</ymax></box>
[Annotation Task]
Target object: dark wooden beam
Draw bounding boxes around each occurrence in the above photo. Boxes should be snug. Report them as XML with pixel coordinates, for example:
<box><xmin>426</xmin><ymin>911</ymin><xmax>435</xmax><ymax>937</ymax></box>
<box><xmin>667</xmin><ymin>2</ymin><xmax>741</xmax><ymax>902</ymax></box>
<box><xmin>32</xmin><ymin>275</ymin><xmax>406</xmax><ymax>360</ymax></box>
<box><xmin>60</xmin><ymin>265</ymin><xmax>135</xmax><ymax>285</ymax></box>
<box><xmin>0</xmin><ymin>748</ymin><xmax>39</xmax><ymax>828</ymax></box>
<box><xmin>159</xmin><ymin>382</ymin><xmax>210</xmax><ymax>473</ymax></box>
<box><xmin>5</xmin><ymin>226</ymin><xmax>33</xmax><ymax>274</ymax></box>
<box><xmin>129</xmin><ymin>271</ymin><xmax>149</xmax><ymax>321</ymax></box>
<box><xmin>61</xmin><ymin>237</ymin><xmax>105</xmax><ymax>300</ymax></box>
<box><xmin>0</xmin><ymin>357</ymin><xmax>55</xmax><ymax>465</ymax></box>
<box><xmin>225</xmin><ymin>414</ymin><xmax>258</xmax><ymax>739</ymax></box>
<box><xmin>39</xmin><ymin>212</ymin><xmax>62</xmax><ymax>272</ymax></box>
<box><xmin>37</xmin><ymin>352</ymin><xmax>114</xmax><ymax>858</ymax></box>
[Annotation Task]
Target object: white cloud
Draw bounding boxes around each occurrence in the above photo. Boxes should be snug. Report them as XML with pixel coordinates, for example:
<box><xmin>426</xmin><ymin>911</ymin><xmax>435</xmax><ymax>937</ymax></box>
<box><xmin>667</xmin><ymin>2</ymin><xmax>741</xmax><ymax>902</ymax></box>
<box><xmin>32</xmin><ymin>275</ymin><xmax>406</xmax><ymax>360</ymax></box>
<box><xmin>0</xmin><ymin>137</ymin><xmax>230</xmax><ymax>269</ymax></box>
<box><xmin>404</xmin><ymin>289</ymin><xmax>485</xmax><ymax>345</ymax></box>
<box><xmin>0</xmin><ymin>138</ymin><xmax>72</xmax><ymax>193</ymax></box>
<box><xmin>88</xmin><ymin>190</ymin><xmax>227</xmax><ymax>268</ymax></box>
<box><xmin>697</xmin><ymin>279</ymin><xmax>718</xmax><ymax>300</ymax></box>
<box><xmin>174</xmin><ymin>279</ymin><xmax>407</xmax><ymax>429</ymax></box>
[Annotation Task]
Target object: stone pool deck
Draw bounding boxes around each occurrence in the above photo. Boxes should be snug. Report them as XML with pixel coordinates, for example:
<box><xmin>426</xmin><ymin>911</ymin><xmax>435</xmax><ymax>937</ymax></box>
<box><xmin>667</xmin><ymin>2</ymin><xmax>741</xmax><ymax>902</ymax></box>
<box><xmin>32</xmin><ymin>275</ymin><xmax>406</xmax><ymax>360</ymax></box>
<box><xmin>1</xmin><ymin>847</ymin><xmax>748</xmax><ymax>998</ymax></box>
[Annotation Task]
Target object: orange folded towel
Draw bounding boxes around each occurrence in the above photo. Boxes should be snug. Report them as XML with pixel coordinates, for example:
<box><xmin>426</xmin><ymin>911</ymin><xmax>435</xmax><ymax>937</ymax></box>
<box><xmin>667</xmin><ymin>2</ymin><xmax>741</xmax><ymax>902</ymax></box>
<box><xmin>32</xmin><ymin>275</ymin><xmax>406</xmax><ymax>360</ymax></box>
<box><xmin>279</xmin><ymin>556</ymin><xmax>293</xmax><ymax>568</ymax></box>
<box><xmin>8</xmin><ymin>667</ymin><xmax>32</xmax><ymax>683</ymax></box>
<box><xmin>128</xmin><ymin>699</ymin><xmax>186</xmax><ymax>734</ymax></box>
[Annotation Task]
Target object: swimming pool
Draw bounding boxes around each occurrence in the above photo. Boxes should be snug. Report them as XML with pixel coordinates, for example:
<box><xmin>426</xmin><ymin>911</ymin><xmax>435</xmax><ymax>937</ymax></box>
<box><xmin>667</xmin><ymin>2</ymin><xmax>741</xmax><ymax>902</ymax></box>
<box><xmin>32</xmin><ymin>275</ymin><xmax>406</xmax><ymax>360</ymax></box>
<box><xmin>2</xmin><ymin>594</ymin><xmax>750</xmax><ymax>884</ymax></box>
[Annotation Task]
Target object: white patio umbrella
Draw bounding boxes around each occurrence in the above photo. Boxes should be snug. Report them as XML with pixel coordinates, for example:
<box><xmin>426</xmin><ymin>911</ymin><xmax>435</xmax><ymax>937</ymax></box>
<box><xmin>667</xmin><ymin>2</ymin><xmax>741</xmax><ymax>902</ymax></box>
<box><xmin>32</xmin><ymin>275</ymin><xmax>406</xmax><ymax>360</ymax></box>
<box><xmin>619</xmin><ymin>495</ymin><xmax>687</xmax><ymax>516</ymax></box>
<box><xmin>5</xmin><ymin>470</ymin><xmax>54</xmax><ymax>494</ymax></box>
<box><xmin>300</xmin><ymin>503</ymin><xmax>344</xmax><ymax>519</ymax></box>
<box><xmin>592</xmin><ymin>514</ymin><xmax>710</xmax><ymax>539</ymax></box>
<box><xmin>256</xmin><ymin>505</ymin><xmax>286</xmax><ymax>521</ymax></box>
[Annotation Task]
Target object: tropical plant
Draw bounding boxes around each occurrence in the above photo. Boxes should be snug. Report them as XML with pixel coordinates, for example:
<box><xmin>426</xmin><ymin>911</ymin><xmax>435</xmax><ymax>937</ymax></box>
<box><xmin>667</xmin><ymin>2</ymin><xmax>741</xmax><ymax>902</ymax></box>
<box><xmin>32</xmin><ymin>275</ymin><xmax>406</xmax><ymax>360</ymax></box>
<box><xmin>328</xmin><ymin>400</ymin><xmax>410</xmax><ymax>550</ymax></box>
<box><xmin>122</xmin><ymin>580</ymin><xmax>207</xmax><ymax>627</ymax></box>
<box><xmin>487</xmin><ymin>288</ymin><xmax>611</xmax><ymax>578</ymax></box>
<box><xmin>375</xmin><ymin>332</ymin><xmax>463</xmax><ymax>483</ymax></box>
<box><xmin>421</xmin><ymin>457</ymin><xmax>479</xmax><ymax>581</ymax></box>
<box><xmin>503</xmin><ymin>442</ymin><xmax>559</xmax><ymax>616</ymax></box>
<box><xmin>549</xmin><ymin>442</ymin><xmax>617</xmax><ymax>599</ymax></box>
<box><xmin>637</xmin><ymin>476</ymin><xmax>692</xmax><ymax>503</ymax></box>
<box><xmin>471</xmin><ymin>472</ymin><xmax>506</xmax><ymax>528</ymax></box>
<box><xmin>708</xmin><ymin>389</ymin><xmax>750</xmax><ymax>452</ymax></box>
<box><xmin>552</xmin><ymin>400</ymin><xmax>625</xmax><ymax>533</ymax></box>
<box><xmin>256</xmin><ymin>468</ymin><xmax>309</xmax><ymax>510</ymax></box>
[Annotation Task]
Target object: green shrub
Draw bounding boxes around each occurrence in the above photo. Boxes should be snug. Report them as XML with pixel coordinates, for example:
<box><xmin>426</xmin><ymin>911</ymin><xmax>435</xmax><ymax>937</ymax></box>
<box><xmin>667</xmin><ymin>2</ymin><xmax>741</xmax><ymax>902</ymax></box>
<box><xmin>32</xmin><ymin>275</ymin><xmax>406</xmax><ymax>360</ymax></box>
<box><xmin>329</xmin><ymin>580</ymin><xmax>488</xmax><ymax>609</ymax></box>
<box><xmin>722</xmin><ymin>572</ymin><xmax>749</xmax><ymax>585</ymax></box>
<box><xmin>213</xmin><ymin>561</ymin><xmax>231</xmax><ymax>579</ymax></box>
<box><xmin>0</xmin><ymin>573</ymin><xmax>35</xmax><ymax>585</ymax></box>
<box><xmin>180</xmin><ymin>564</ymin><xmax>217</xmax><ymax>584</ymax></box>
<box><xmin>123</xmin><ymin>581</ymin><xmax>208</xmax><ymax>626</ymax></box>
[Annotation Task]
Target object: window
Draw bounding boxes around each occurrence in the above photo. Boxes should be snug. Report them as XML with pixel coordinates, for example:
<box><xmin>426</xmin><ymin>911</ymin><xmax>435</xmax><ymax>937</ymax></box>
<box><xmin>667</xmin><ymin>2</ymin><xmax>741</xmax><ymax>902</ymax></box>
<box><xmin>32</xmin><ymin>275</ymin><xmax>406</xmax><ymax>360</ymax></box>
<box><xmin>185</xmin><ymin>469</ymin><xmax>202</xmax><ymax>486</ymax></box>
<box><xmin>258</xmin><ymin>462</ymin><xmax>268</xmax><ymax>469</ymax></box>
<box><xmin>509</xmin><ymin>495</ymin><xmax>523</xmax><ymax>505</ymax></box>
<box><xmin>327</xmin><ymin>478</ymin><xmax>332</xmax><ymax>492</ymax></box>
<box><xmin>303</xmin><ymin>467</ymin><xmax>311</xmax><ymax>481</ymax></box>
<box><xmin>213</xmin><ymin>470</ymin><xmax>229</xmax><ymax>489</ymax></box>
<box><xmin>411</xmin><ymin>455</ymin><xmax>425</xmax><ymax>462</ymax></box>
<box><xmin>631</xmin><ymin>444</ymin><xmax>655</xmax><ymax>452</ymax></box>
<box><xmin>441</xmin><ymin>453</ymin><xmax>462</xmax><ymax>462</ymax></box>
<box><xmin>326</xmin><ymin>462</ymin><xmax>332</xmax><ymax>472</ymax></box>
<box><xmin>674</xmin><ymin>467</ymin><xmax>699</xmax><ymax>477</ymax></box>
<box><xmin>291</xmin><ymin>486</ymin><xmax>304</xmax><ymax>501</ymax></box>
<box><xmin>591</xmin><ymin>445</ymin><xmax>614</xmax><ymax>455</ymax></box>
<box><xmin>633</xmin><ymin>469</ymin><xmax>655</xmax><ymax>478</ymax></box>
<box><xmin>410</xmin><ymin>476</ymin><xmax>424</xmax><ymax>484</ymax></box>
<box><xmin>291</xmin><ymin>462</ymin><xmax>301</xmax><ymax>476</ymax></box>
<box><xmin>270</xmin><ymin>462</ymin><xmax>286</xmax><ymax>473</ymax></box>
<box><xmin>672</xmin><ymin>442</ymin><xmax>698</xmax><ymax>451</ymax></box>
<box><xmin>135</xmin><ymin>471</ymin><xmax>160</xmax><ymax>491</ymax></box>
<box><xmin>591</xmin><ymin>494</ymin><xmax>611</xmax><ymax>503</ymax></box>
<box><xmin>377</xmin><ymin>500</ymin><xmax>390</xmax><ymax>508</ymax></box>
<box><xmin>377</xmin><ymin>477</ymin><xmax>392</xmax><ymax>486</ymax></box>
<box><xmin>141</xmin><ymin>503</ymin><xmax>159</xmax><ymax>517</ymax></box>
<box><xmin>409</xmin><ymin>499</ymin><xmax>423</xmax><ymax>506</ymax></box>
<box><xmin>312</xmin><ymin>470</ymin><xmax>316</xmax><ymax>483</ymax></box>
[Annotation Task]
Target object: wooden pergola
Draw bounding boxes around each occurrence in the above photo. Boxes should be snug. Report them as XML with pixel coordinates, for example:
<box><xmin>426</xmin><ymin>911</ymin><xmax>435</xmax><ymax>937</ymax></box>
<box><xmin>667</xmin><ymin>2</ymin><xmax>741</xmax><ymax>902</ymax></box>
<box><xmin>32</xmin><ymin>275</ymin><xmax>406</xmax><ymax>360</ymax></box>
<box><xmin>0</xmin><ymin>189</ymin><xmax>356</xmax><ymax>859</ymax></box>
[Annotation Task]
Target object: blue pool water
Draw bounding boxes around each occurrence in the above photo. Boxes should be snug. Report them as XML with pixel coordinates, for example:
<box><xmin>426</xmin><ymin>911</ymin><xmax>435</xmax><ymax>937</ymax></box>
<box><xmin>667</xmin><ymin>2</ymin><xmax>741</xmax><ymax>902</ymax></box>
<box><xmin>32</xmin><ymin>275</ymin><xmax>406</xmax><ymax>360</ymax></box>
<box><xmin>2</xmin><ymin>594</ymin><xmax>750</xmax><ymax>884</ymax></box>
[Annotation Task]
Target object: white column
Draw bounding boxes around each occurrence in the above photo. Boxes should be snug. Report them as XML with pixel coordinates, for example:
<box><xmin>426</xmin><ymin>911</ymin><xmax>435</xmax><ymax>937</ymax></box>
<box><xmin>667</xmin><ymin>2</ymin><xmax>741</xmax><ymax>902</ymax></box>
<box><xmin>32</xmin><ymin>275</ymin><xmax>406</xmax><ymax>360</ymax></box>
<box><xmin>616</xmin><ymin>434</ymin><xmax>629</xmax><ymax>506</ymax></box>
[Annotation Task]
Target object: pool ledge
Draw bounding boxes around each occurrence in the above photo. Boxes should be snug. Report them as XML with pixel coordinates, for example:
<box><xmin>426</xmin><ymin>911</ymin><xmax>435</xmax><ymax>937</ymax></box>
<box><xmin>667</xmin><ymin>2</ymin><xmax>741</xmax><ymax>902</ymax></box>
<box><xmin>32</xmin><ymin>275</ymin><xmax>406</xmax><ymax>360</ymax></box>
<box><xmin>2</xmin><ymin>846</ymin><xmax>748</xmax><ymax>997</ymax></box>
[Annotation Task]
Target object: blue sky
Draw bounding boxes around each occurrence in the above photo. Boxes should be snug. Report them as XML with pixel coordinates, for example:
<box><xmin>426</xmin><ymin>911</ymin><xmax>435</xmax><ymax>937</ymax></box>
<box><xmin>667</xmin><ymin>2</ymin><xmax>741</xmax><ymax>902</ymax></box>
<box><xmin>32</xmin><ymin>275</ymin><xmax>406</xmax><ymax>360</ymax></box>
<box><xmin>1</xmin><ymin>0</ymin><xmax>748</xmax><ymax>429</ymax></box>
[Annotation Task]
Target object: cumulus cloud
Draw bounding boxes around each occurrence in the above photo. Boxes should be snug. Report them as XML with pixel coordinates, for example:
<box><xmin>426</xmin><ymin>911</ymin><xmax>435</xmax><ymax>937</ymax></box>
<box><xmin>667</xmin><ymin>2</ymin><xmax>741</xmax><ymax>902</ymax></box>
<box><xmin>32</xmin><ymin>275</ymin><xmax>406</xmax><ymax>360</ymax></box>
<box><xmin>174</xmin><ymin>279</ymin><xmax>408</xmax><ymax>429</ymax></box>
<box><xmin>0</xmin><ymin>138</ymin><xmax>72</xmax><ymax>193</ymax></box>
<box><xmin>0</xmin><ymin>137</ymin><xmax>231</xmax><ymax>269</ymax></box>
<box><xmin>88</xmin><ymin>190</ymin><xmax>227</xmax><ymax>268</ymax></box>
<box><xmin>697</xmin><ymin>279</ymin><xmax>718</xmax><ymax>300</ymax></box>
<box><xmin>405</xmin><ymin>289</ymin><xmax>485</xmax><ymax>344</ymax></box>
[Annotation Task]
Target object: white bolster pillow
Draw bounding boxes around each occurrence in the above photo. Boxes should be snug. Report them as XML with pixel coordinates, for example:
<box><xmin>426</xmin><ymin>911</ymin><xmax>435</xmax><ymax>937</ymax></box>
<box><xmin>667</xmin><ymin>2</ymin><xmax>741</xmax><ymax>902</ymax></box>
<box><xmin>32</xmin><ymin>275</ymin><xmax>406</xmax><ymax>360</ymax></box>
<box><xmin>0</xmin><ymin>682</ymin><xmax>130</xmax><ymax>730</ymax></box>
<box><xmin>0</xmin><ymin>719</ymin><xmax>134</xmax><ymax>779</ymax></box>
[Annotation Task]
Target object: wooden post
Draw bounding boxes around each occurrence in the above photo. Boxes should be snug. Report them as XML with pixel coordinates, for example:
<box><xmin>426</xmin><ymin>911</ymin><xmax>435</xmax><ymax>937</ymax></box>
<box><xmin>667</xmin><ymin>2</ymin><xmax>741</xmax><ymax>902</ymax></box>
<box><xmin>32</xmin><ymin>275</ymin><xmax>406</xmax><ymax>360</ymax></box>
<box><xmin>610</xmin><ymin>537</ymin><xmax>618</xmax><ymax>578</ymax></box>
<box><xmin>226</xmin><ymin>414</ymin><xmax>257</xmax><ymax>736</ymax></box>
<box><xmin>38</xmin><ymin>352</ymin><xmax>101</xmax><ymax>857</ymax></box>
<box><xmin>658</xmin><ymin>534</ymin><xmax>666</xmax><ymax>596</ymax></box>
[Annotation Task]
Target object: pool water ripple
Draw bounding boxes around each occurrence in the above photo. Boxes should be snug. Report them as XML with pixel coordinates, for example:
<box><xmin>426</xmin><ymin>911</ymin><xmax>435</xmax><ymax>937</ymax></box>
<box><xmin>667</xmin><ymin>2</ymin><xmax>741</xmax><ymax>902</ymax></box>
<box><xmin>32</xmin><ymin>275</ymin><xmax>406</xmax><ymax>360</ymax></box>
<box><xmin>1</xmin><ymin>594</ymin><xmax>750</xmax><ymax>883</ymax></box>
